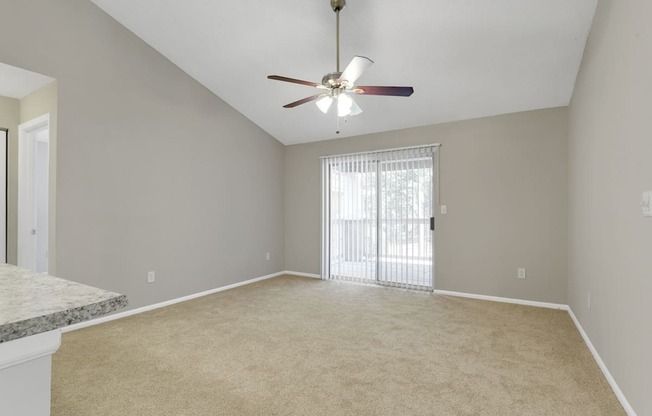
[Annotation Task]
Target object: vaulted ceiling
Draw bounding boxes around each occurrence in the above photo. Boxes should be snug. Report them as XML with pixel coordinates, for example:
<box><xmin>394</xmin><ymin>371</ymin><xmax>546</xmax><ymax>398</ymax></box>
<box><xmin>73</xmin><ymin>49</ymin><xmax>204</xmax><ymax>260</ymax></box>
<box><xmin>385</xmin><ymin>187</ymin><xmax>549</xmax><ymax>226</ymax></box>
<box><xmin>90</xmin><ymin>0</ymin><xmax>597</xmax><ymax>145</ymax></box>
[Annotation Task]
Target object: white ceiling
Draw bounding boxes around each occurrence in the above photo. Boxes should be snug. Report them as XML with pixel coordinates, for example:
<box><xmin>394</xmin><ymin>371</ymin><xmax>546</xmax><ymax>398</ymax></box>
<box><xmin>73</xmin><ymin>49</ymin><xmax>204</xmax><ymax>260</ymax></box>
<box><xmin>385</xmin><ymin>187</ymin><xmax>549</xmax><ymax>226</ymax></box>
<box><xmin>0</xmin><ymin>62</ymin><xmax>55</xmax><ymax>99</ymax></box>
<box><xmin>90</xmin><ymin>0</ymin><xmax>597</xmax><ymax>145</ymax></box>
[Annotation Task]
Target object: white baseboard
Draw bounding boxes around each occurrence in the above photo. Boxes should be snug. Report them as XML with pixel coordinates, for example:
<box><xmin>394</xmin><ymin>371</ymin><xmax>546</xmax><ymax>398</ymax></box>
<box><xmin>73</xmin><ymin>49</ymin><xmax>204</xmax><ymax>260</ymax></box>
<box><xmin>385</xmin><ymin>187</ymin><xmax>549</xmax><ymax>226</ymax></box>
<box><xmin>283</xmin><ymin>271</ymin><xmax>321</xmax><ymax>279</ymax></box>
<box><xmin>566</xmin><ymin>308</ymin><xmax>636</xmax><ymax>415</ymax></box>
<box><xmin>61</xmin><ymin>271</ymin><xmax>286</xmax><ymax>333</ymax></box>
<box><xmin>432</xmin><ymin>289</ymin><xmax>568</xmax><ymax>310</ymax></box>
<box><xmin>434</xmin><ymin>289</ymin><xmax>635</xmax><ymax>414</ymax></box>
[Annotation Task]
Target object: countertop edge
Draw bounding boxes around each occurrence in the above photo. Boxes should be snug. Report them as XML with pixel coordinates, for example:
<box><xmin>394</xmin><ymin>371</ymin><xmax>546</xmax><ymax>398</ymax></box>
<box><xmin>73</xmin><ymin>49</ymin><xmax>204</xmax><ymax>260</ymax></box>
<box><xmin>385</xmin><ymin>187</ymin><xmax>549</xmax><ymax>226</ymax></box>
<box><xmin>0</xmin><ymin>294</ymin><xmax>128</xmax><ymax>343</ymax></box>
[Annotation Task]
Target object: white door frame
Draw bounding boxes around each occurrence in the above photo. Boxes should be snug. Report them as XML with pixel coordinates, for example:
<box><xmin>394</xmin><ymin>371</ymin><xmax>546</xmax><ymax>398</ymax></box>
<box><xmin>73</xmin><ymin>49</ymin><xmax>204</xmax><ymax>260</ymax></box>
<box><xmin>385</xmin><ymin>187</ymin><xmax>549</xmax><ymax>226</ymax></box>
<box><xmin>18</xmin><ymin>114</ymin><xmax>50</xmax><ymax>272</ymax></box>
<box><xmin>0</xmin><ymin>128</ymin><xmax>6</xmax><ymax>263</ymax></box>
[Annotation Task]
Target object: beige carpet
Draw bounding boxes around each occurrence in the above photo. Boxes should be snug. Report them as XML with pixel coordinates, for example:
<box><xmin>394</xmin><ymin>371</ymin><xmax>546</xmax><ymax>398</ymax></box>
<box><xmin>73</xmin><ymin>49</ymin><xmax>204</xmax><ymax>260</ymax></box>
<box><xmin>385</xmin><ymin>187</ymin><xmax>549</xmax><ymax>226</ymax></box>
<box><xmin>52</xmin><ymin>275</ymin><xmax>624</xmax><ymax>415</ymax></box>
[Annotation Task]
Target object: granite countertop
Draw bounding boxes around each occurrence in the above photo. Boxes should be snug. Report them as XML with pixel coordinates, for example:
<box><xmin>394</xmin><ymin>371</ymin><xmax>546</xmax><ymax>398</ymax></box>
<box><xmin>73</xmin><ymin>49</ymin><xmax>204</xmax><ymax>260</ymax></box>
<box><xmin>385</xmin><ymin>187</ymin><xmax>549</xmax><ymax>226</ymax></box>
<box><xmin>0</xmin><ymin>264</ymin><xmax>128</xmax><ymax>343</ymax></box>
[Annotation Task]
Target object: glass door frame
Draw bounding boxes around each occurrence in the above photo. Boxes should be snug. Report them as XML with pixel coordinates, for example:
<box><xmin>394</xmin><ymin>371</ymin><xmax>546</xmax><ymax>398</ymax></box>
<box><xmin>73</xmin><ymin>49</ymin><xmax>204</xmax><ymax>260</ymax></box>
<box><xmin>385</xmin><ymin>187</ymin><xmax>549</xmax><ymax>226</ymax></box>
<box><xmin>321</xmin><ymin>144</ymin><xmax>439</xmax><ymax>292</ymax></box>
<box><xmin>374</xmin><ymin>153</ymin><xmax>435</xmax><ymax>290</ymax></box>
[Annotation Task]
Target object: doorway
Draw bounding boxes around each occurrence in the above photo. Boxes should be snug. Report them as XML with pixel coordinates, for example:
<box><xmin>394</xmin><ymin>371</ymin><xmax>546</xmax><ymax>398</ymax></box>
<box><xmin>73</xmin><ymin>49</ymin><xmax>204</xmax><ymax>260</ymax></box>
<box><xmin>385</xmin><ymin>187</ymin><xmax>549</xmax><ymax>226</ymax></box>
<box><xmin>321</xmin><ymin>145</ymin><xmax>438</xmax><ymax>291</ymax></box>
<box><xmin>18</xmin><ymin>114</ymin><xmax>50</xmax><ymax>273</ymax></box>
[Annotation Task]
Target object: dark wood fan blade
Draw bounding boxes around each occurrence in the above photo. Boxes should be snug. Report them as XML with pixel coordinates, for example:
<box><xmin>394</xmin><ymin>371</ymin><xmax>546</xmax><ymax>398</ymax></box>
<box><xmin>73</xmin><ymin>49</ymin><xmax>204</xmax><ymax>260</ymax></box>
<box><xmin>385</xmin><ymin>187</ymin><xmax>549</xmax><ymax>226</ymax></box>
<box><xmin>283</xmin><ymin>94</ymin><xmax>323</xmax><ymax>108</ymax></box>
<box><xmin>354</xmin><ymin>86</ymin><xmax>414</xmax><ymax>97</ymax></box>
<box><xmin>268</xmin><ymin>75</ymin><xmax>322</xmax><ymax>88</ymax></box>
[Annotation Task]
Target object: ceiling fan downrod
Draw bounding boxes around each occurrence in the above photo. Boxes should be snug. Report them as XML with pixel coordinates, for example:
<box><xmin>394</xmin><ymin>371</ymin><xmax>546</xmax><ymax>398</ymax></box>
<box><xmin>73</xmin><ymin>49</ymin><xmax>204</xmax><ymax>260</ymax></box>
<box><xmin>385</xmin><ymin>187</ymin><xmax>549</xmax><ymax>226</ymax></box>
<box><xmin>331</xmin><ymin>0</ymin><xmax>346</xmax><ymax>72</ymax></box>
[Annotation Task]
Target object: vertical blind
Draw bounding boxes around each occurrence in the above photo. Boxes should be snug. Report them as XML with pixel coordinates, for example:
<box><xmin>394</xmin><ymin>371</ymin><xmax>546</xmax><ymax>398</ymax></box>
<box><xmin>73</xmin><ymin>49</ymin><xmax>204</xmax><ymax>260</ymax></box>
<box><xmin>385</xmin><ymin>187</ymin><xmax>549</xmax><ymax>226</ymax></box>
<box><xmin>321</xmin><ymin>145</ymin><xmax>439</xmax><ymax>291</ymax></box>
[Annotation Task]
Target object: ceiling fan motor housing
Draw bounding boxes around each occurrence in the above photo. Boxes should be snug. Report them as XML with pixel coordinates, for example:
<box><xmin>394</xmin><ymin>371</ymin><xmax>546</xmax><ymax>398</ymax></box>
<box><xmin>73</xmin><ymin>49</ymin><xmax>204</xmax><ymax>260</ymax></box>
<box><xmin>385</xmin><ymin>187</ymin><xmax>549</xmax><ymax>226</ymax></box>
<box><xmin>322</xmin><ymin>72</ymin><xmax>344</xmax><ymax>88</ymax></box>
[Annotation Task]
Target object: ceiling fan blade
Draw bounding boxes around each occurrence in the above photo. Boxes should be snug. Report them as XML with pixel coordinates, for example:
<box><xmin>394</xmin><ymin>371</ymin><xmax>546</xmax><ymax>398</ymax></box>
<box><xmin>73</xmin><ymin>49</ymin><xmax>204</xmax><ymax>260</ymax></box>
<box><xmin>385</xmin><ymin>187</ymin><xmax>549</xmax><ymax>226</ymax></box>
<box><xmin>353</xmin><ymin>86</ymin><xmax>414</xmax><ymax>97</ymax></box>
<box><xmin>349</xmin><ymin>97</ymin><xmax>362</xmax><ymax>116</ymax></box>
<box><xmin>339</xmin><ymin>56</ymin><xmax>374</xmax><ymax>85</ymax></box>
<box><xmin>283</xmin><ymin>94</ymin><xmax>324</xmax><ymax>108</ymax></box>
<box><xmin>268</xmin><ymin>75</ymin><xmax>325</xmax><ymax>89</ymax></box>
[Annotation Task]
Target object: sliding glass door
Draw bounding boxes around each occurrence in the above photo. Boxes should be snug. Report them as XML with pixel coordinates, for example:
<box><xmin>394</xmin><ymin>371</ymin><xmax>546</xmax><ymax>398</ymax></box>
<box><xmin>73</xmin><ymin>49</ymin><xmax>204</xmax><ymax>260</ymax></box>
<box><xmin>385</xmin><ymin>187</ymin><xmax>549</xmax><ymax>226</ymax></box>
<box><xmin>326</xmin><ymin>155</ymin><xmax>378</xmax><ymax>284</ymax></box>
<box><xmin>377</xmin><ymin>151</ymin><xmax>433</xmax><ymax>289</ymax></box>
<box><xmin>321</xmin><ymin>145</ymin><xmax>437</xmax><ymax>291</ymax></box>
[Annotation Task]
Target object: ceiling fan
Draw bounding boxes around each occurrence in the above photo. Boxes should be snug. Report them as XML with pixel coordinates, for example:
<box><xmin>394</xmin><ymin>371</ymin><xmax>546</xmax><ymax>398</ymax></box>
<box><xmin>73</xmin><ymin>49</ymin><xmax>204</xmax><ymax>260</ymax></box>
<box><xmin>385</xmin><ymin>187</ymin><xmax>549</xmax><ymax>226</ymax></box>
<box><xmin>268</xmin><ymin>0</ymin><xmax>414</xmax><ymax>118</ymax></box>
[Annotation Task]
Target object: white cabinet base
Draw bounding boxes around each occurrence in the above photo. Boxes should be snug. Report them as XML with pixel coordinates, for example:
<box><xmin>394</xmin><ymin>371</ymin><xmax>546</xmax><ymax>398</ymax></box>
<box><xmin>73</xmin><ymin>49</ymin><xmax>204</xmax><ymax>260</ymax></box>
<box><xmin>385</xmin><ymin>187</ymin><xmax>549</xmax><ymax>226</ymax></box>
<box><xmin>0</xmin><ymin>330</ymin><xmax>62</xmax><ymax>416</ymax></box>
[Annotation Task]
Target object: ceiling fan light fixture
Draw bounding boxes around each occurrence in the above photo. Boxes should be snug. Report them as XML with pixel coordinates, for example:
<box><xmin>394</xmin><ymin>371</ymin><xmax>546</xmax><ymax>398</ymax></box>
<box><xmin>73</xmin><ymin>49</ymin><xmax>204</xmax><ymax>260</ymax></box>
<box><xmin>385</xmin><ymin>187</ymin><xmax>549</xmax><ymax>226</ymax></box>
<box><xmin>267</xmin><ymin>0</ymin><xmax>413</xmax><ymax>125</ymax></box>
<box><xmin>316</xmin><ymin>95</ymin><xmax>333</xmax><ymax>113</ymax></box>
<box><xmin>337</xmin><ymin>93</ymin><xmax>353</xmax><ymax>117</ymax></box>
<box><xmin>349</xmin><ymin>98</ymin><xmax>362</xmax><ymax>116</ymax></box>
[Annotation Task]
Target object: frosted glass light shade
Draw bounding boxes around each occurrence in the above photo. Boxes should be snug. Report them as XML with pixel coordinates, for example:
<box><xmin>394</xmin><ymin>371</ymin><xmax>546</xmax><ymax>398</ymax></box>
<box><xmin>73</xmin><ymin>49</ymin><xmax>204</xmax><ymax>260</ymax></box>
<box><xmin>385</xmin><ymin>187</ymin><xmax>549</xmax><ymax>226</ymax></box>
<box><xmin>316</xmin><ymin>96</ymin><xmax>333</xmax><ymax>113</ymax></box>
<box><xmin>349</xmin><ymin>99</ymin><xmax>362</xmax><ymax>116</ymax></box>
<box><xmin>337</xmin><ymin>93</ymin><xmax>353</xmax><ymax>117</ymax></box>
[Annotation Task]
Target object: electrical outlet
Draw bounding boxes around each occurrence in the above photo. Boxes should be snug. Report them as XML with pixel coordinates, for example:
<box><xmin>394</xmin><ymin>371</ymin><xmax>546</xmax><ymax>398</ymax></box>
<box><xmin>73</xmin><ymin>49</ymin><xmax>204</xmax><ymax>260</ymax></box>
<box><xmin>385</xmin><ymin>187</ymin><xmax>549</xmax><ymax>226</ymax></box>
<box><xmin>517</xmin><ymin>268</ymin><xmax>526</xmax><ymax>279</ymax></box>
<box><xmin>587</xmin><ymin>293</ymin><xmax>591</xmax><ymax>310</ymax></box>
<box><xmin>147</xmin><ymin>271</ymin><xmax>155</xmax><ymax>283</ymax></box>
<box><xmin>266</xmin><ymin>252</ymin><xmax>271</xmax><ymax>261</ymax></box>
<box><xmin>642</xmin><ymin>191</ymin><xmax>652</xmax><ymax>217</ymax></box>
<box><xmin>440</xmin><ymin>205</ymin><xmax>447</xmax><ymax>214</ymax></box>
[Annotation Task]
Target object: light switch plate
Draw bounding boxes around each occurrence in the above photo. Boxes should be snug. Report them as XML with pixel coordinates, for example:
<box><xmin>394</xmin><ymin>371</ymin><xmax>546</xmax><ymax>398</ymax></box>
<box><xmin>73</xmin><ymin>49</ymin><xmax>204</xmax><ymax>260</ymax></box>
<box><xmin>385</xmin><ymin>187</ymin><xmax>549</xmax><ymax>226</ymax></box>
<box><xmin>643</xmin><ymin>191</ymin><xmax>652</xmax><ymax>217</ymax></box>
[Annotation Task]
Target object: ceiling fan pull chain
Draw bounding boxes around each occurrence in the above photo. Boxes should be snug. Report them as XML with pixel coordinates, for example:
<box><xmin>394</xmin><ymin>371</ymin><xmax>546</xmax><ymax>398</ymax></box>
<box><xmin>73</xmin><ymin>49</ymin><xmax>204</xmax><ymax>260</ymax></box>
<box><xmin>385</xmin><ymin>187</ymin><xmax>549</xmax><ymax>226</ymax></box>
<box><xmin>336</xmin><ymin>109</ymin><xmax>340</xmax><ymax>134</ymax></box>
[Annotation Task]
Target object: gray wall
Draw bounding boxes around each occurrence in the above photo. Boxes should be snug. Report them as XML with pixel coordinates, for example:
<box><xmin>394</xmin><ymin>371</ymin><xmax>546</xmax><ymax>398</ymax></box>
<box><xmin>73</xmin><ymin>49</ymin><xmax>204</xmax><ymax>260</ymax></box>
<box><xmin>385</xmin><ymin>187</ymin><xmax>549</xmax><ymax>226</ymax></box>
<box><xmin>568</xmin><ymin>0</ymin><xmax>652</xmax><ymax>414</ymax></box>
<box><xmin>0</xmin><ymin>96</ymin><xmax>19</xmax><ymax>264</ymax></box>
<box><xmin>0</xmin><ymin>0</ymin><xmax>285</xmax><ymax>309</ymax></box>
<box><xmin>286</xmin><ymin>108</ymin><xmax>568</xmax><ymax>304</ymax></box>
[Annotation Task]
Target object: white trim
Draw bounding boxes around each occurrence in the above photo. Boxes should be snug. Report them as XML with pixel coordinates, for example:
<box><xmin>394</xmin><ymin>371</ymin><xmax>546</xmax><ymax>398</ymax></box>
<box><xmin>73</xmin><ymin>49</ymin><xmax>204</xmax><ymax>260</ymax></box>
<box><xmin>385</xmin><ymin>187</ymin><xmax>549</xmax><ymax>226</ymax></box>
<box><xmin>566</xmin><ymin>308</ymin><xmax>637</xmax><ymax>416</ymax></box>
<box><xmin>0</xmin><ymin>329</ymin><xmax>61</xmax><ymax>371</ymax></box>
<box><xmin>62</xmin><ymin>271</ymin><xmax>286</xmax><ymax>333</ymax></box>
<box><xmin>18</xmin><ymin>113</ymin><xmax>49</xmax><ymax>132</ymax></box>
<box><xmin>284</xmin><ymin>271</ymin><xmax>321</xmax><ymax>279</ymax></box>
<box><xmin>0</xmin><ymin>129</ymin><xmax>6</xmax><ymax>263</ymax></box>
<box><xmin>432</xmin><ymin>289</ymin><xmax>568</xmax><ymax>310</ymax></box>
<box><xmin>432</xmin><ymin>288</ymin><xmax>635</xmax><ymax>414</ymax></box>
